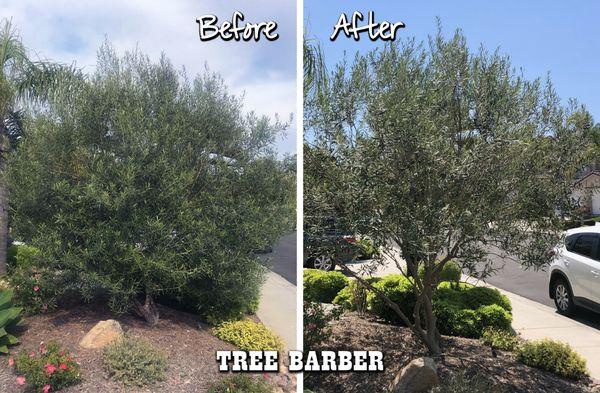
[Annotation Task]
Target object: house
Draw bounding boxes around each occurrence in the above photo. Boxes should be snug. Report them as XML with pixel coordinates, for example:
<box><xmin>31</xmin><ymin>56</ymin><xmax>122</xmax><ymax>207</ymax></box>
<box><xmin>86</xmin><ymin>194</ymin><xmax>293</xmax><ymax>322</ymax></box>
<box><xmin>572</xmin><ymin>171</ymin><xmax>600</xmax><ymax>216</ymax></box>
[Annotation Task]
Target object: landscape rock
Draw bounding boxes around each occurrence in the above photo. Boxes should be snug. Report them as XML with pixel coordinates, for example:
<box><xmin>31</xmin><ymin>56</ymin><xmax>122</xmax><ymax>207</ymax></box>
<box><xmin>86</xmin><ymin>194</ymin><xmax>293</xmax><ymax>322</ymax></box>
<box><xmin>79</xmin><ymin>319</ymin><xmax>123</xmax><ymax>349</ymax></box>
<box><xmin>390</xmin><ymin>357</ymin><xmax>439</xmax><ymax>393</ymax></box>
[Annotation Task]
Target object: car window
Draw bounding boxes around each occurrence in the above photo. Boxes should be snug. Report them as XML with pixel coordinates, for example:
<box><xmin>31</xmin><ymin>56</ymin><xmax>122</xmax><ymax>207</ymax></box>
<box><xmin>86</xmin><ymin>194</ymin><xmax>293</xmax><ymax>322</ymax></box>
<box><xmin>565</xmin><ymin>234</ymin><xmax>577</xmax><ymax>252</ymax></box>
<box><xmin>570</xmin><ymin>233</ymin><xmax>598</xmax><ymax>259</ymax></box>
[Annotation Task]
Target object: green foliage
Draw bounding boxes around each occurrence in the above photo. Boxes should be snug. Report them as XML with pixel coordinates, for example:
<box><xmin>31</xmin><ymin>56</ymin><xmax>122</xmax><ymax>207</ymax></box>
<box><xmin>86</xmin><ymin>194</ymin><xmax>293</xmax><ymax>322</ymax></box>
<box><xmin>355</xmin><ymin>237</ymin><xmax>379</xmax><ymax>260</ymax></box>
<box><xmin>517</xmin><ymin>339</ymin><xmax>587</xmax><ymax>380</ymax></box>
<box><xmin>367</xmin><ymin>275</ymin><xmax>416</xmax><ymax>324</ymax></box>
<box><xmin>13</xmin><ymin>342</ymin><xmax>81</xmax><ymax>391</ymax></box>
<box><xmin>418</xmin><ymin>261</ymin><xmax>462</xmax><ymax>284</ymax></box>
<box><xmin>304</xmin><ymin>301</ymin><xmax>342</xmax><ymax>352</ymax></box>
<box><xmin>208</xmin><ymin>375</ymin><xmax>273</xmax><ymax>393</ymax></box>
<box><xmin>476</xmin><ymin>304</ymin><xmax>512</xmax><ymax>331</ymax></box>
<box><xmin>461</xmin><ymin>286</ymin><xmax>512</xmax><ymax>313</ymax></box>
<box><xmin>102</xmin><ymin>336</ymin><xmax>166</xmax><ymax>387</ymax></box>
<box><xmin>333</xmin><ymin>277</ymin><xmax>380</xmax><ymax>311</ymax></box>
<box><xmin>213</xmin><ymin>320</ymin><xmax>284</xmax><ymax>352</ymax></box>
<box><xmin>0</xmin><ymin>289</ymin><xmax>22</xmax><ymax>353</ymax></box>
<box><xmin>303</xmin><ymin>269</ymin><xmax>349</xmax><ymax>303</ymax></box>
<box><xmin>481</xmin><ymin>328</ymin><xmax>520</xmax><ymax>351</ymax></box>
<box><xmin>7</xmin><ymin>44</ymin><xmax>293</xmax><ymax>322</ymax></box>
<box><xmin>6</xmin><ymin>244</ymin><xmax>41</xmax><ymax>271</ymax></box>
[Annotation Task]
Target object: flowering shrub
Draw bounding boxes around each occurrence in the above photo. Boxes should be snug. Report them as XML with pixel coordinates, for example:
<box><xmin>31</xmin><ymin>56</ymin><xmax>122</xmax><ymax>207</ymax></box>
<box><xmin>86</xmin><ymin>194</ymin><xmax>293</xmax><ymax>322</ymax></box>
<box><xmin>8</xmin><ymin>267</ymin><xmax>62</xmax><ymax>315</ymax></box>
<box><xmin>304</xmin><ymin>301</ymin><xmax>342</xmax><ymax>352</ymax></box>
<box><xmin>12</xmin><ymin>341</ymin><xmax>81</xmax><ymax>392</ymax></box>
<box><xmin>102</xmin><ymin>336</ymin><xmax>166</xmax><ymax>387</ymax></box>
<box><xmin>213</xmin><ymin>320</ymin><xmax>284</xmax><ymax>352</ymax></box>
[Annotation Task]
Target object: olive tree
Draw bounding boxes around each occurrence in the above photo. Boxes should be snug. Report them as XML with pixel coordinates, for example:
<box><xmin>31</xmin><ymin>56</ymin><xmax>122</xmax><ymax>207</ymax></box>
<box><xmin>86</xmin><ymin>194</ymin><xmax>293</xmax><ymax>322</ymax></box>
<box><xmin>7</xmin><ymin>44</ymin><xmax>293</xmax><ymax>324</ymax></box>
<box><xmin>305</xmin><ymin>29</ymin><xmax>591</xmax><ymax>354</ymax></box>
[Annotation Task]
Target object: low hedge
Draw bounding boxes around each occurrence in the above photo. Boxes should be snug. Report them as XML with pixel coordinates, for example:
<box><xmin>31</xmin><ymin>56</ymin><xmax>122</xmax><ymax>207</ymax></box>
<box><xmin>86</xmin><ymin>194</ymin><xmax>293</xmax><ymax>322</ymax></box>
<box><xmin>332</xmin><ymin>277</ymin><xmax>381</xmax><ymax>310</ymax></box>
<box><xmin>213</xmin><ymin>320</ymin><xmax>284</xmax><ymax>352</ymax></box>
<box><xmin>517</xmin><ymin>339</ymin><xmax>587</xmax><ymax>380</ymax></box>
<box><xmin>337</xmin><ymin>273</ymin><xmax>514</xmax><ymax>339</ymax></box>
<box><xmin>304</xmin><ymin>269</ymin><xmax>349</xmax><ymax>303</ymax></box>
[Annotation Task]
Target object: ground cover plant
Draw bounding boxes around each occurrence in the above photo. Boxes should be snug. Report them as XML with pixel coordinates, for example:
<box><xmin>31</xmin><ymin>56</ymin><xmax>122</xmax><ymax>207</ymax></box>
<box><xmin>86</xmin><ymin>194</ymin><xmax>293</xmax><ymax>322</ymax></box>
<box><xmin>213</xmin><ymin>320</ymin><xmax>284</xmax><ymax>352</ymax></box>
<box><xmin>102</xmin><ymin>335</ymin><xmax>167</xmax><ymax>387</ymax></box>
<box><xmin>517</xmin><ymin>339</ymin><xmax>588</xmax><ymax>380</ymax></box>
<box><xmin>304</xmin><ymin>301</ymin><xmax>342</xmax><ymax>351</ymax></box>
<box><xmin>304</xmin><ymin>24</ymin><xmax>595</xmax><ymax>354</ymax></box>
<box><xmin>12</xmin><ymin>341</ymin><xmax>81</xmax><ymax>392</ymax></box>
<box><xmin>6</xmin><ymin>43</ymin><xmax>294</xmax><ymax>324</ymax></box>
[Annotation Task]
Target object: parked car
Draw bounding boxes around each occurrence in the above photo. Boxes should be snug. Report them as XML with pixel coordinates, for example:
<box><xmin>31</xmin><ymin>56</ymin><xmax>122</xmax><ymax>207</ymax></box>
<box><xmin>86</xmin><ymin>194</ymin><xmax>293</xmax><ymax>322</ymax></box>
<box><xmin>548</xmin><ymin>224</ymin><xmax>600</xmax><ymax>316</ymax></box>
<box><xmin>304</xmin><ymin>232</ymin><xmax>357</xmax><ymax>271</ymax></box>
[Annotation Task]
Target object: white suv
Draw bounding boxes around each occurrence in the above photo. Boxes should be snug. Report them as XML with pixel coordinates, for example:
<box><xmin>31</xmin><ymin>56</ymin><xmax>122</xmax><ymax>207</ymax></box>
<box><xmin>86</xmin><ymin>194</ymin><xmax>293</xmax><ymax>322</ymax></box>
<box><xmin>549</xmin><ymin>224</ymin><xmax>600</xmax><ymax>316</ymax></box>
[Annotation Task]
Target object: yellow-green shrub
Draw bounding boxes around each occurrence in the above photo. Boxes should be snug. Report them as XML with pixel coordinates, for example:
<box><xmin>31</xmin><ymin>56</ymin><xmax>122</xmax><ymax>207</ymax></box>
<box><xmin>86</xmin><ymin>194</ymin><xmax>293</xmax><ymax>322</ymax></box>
<box><xmin>517</xmin><ymin>339</ymin><xmax>587</xmax><ymax>380</ymax></box>
<box><xmin>213</xmin><ymin>320</ymin><xmax>284</xmax><ymax>352</ymax></box>
<box><xmin>304</xmin><ymin>269</ymin><xmax>349</xmax><ymax>303</ymax></box>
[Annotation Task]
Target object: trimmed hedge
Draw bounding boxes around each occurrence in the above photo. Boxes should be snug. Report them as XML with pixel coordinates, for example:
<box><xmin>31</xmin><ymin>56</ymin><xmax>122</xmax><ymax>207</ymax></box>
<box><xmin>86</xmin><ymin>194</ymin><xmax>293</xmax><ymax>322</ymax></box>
<box><xmin>343</xmin><ymin>273</ymin><xmax>514</xmax><ymax>338</ymax></box>
<box><xmin>517</xmin><ymin>339</ymin><xmax>587</xmax><ymax>380</ymax></box>
<box><xmin>304</xmin><ymin>269</ymin><xmax>349</xmax><ymax>303</ymax></box>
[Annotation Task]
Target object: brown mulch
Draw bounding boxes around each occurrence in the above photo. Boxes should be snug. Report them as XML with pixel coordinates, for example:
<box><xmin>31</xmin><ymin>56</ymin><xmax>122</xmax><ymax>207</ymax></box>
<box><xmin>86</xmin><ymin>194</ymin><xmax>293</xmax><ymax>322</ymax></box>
<box><xmin>305</xmin><ymin>313</ymin><xmax>600</xmax><ymax>393</ymax></box>
<box><xmin>0</xmin><ymin>303</ymin><xmax>295</xmax><ymax>393</ymax></box>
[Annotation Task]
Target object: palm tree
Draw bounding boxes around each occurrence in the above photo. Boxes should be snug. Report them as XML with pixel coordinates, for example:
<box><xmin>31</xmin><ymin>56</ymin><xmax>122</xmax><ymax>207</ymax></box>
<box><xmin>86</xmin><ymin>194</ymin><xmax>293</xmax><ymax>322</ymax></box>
<box><xmin>0</xmin><ymin>19</ymin><xmax>82</xmax><ymax>274</ymax></box>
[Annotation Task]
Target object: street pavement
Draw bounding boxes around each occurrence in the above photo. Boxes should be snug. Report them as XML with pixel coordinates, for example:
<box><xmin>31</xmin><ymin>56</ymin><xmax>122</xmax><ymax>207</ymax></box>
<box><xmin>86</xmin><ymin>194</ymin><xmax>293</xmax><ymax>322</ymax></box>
<box><xmin>256</xmin><ymin>232</ymin><xmax>297</xmax><ymax>350</ymax></box>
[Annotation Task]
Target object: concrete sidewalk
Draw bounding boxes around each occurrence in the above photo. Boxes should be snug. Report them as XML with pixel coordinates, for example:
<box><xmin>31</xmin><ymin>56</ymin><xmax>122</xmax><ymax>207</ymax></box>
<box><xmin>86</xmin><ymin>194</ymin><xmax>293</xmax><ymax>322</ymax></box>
<box><xmin>466</xmin><ymin>277</ymin><xmax>600</xmax><ymax>380</ymax></box>
<box><xmin>256</xmin><ymin>271</ymin><xmax>297</xmax><ymax>351</ymax></box>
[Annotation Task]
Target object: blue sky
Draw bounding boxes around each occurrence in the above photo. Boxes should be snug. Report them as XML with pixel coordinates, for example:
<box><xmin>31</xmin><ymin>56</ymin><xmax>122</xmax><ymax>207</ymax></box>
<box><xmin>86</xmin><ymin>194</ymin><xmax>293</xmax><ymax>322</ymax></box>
<box><xmin>1</xmin><ymin>0</ymin><xmax>297</xmax><ymax>155</ymax></box>
<box><xmin>305</xmin><ymin>0</ymin><xmax>600</xmax><ymax>121</ymax></box>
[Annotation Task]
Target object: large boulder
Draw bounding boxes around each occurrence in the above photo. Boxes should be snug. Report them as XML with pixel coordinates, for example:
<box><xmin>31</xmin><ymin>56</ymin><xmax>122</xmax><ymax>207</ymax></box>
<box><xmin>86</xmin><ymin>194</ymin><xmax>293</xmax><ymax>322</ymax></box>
<box><xmin>79</xmin><ymin>319</ymin><xmax>123</xmax><ymax>349</ymax></box>
<box><xmin>390</xmin><ymin>357</ymin><xmax>439</xmax><ymax>393</ymax></box>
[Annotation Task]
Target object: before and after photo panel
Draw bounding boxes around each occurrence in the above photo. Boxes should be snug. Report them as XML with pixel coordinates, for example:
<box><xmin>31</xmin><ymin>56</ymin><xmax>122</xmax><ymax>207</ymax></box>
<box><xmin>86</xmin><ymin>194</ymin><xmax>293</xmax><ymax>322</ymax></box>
<box><xmin>0</xmin><ymin>1</ymin><xmax>599</xmax><ymax>392</ymax></box>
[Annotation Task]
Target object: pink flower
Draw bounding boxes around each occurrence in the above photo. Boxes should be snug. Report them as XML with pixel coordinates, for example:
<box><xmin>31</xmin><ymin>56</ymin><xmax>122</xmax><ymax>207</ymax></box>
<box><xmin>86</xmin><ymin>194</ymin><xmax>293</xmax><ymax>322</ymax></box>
<box><xmin>33</xmin><ymin>285</ymin><xmax>40</xmax><ymax>292</ymax></box>
<box><xmin>8</xmin><ymin>357</ymin><xmax>14</xmax><ymax>367</ymax></box>
<box><xmin>43</xmin><ymin>385</ymin><xmax>51</xmax><ymax>393</ymax></box>
<box><xmin>60</xmin><ymin>350</ymin><xmax>66</xmax><ymax>356</ymax></box>
<box><xmin>44</xmin><ymin>363</ymin><xmax>57</xmax><ymax>375</ymax></box>
<box><xmin>307</xmin><ymin>323</ymin><xmax>317</xmax><ymax>330</ymax></box>
<box><xmin>59</xmin><ymin>363</ymin><xmax>68</xmax><ymax>371</ymax></box>
<box><xmin>16</xmin><ymin>376</ymin><xmax>25</xmax><ymax>385</ymax></box>
<box><xmin>29</xmin><ymin>352</ymin><xmax>35</xmax><ymax>358</ymax></box>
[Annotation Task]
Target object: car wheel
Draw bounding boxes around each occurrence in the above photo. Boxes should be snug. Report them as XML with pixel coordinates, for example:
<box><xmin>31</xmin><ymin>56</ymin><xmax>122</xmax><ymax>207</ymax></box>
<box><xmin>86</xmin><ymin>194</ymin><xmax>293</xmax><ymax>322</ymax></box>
<box><xmin>553</xmin><ymin>278</ymin><xmax>575</xmax><ymax>316</ymax></box>
<box><xmin>313</xmin><ymin>255</ymin><xmax>335</xmax><ymax>271</ymax></box>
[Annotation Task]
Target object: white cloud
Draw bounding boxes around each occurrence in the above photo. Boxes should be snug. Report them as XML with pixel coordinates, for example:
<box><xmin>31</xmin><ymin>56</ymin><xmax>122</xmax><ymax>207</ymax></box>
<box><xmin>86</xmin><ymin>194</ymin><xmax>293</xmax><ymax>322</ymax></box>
<box><xmin>1</xmin><ymin>0</ymin><xmax>297</xmax><ymax>154</ymax></box>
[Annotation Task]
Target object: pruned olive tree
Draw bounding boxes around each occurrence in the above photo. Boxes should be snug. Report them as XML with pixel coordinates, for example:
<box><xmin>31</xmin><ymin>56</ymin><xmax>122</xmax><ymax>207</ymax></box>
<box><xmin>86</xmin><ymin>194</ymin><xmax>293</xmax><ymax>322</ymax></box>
<box><xmin>305</xmin><ymin>28</ymin><xmax>592</xmax><ymax>354</ymax></box>
<box><xmin>7</xmin><ymin>43</ymin><xmax>293</xmax><ymax>324</ymax></box>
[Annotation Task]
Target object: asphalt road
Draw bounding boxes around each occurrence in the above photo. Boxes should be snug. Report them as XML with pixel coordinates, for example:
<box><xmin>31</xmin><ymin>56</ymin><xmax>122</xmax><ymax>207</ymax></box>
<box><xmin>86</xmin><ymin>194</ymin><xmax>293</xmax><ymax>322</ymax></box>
<box><xmin>258</xmin><ymin>232</ymin><xmax>296</xmax><ymax>285</ymax></box>
<box><xmin>483</xmin><ymin>246</ymin><xmax>600</xmax><ymax>329</ymax></box>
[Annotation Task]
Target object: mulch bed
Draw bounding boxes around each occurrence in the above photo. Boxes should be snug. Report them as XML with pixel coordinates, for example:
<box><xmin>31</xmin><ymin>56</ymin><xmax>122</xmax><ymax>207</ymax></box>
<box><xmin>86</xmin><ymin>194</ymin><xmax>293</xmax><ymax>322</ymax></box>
<box><xmin>0</xmin><ymin>303</ymin><xmax>295</xmax><ymax>393</ymax></box>
<box><xmin>305</xmin><ymin>312</ymin><xmax>600</xmax><ymax>393</ymax></box>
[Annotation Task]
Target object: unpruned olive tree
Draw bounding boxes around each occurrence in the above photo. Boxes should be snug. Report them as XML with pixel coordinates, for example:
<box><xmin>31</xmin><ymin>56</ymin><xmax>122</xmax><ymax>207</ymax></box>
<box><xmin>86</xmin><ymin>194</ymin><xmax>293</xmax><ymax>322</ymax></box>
<box><xmin>305</xmin><ymin>28</ymin><xmax>592</xmax><ymax>354</ymax></box>
<box><xmin>8</xmin><ymin>43</ymin><xmax>293</xmax><ymax>324</ymax></box>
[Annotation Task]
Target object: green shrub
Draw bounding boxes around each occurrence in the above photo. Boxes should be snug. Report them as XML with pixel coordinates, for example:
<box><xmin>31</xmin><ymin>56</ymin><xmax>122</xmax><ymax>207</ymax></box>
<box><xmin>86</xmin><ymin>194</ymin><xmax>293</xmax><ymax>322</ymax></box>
<box><xmin>304</xmin><ymin>301</ymin><xmax>342</xmax><ymax>352</ymax></box>
<box><xmin>8</xmin><ymin>265</ymin><xmax>65</xmax><ymax>315</ymax></box>
<box><xmin>355</xmin><ymin>237</ymin><xmax>379</xmax><ymax>260</ymax></box>
<box><xmin>304</xmin><ymin>269</ymin><xmax>349</xmax><ymax>303</ymax></box>
<box><xmin>333</xmin><ymin>277</ymin><xmax>380</xmax><ymax>311</ymax></box>
<box><xmin>102</xmin><ymin>336</ymin><xmax>167</xmax><ymax>387</ymax></box>
<box><xmin>419</xmin><ymin>261</ymin><xmax>462</xmax><ymax>284</ymax></box>
<box><xmin>7</xmin><ymin>244</ymin><xmax>42</xmax><ymax>271</ymax></box>
<box><xmin>213</xmin><ymin>320</ymin><xmax>284</xmax><ymax>352</ymax></box>
<box><xmin>208</xmin><ymin>375</ymin><xmax>273</xmax><ymax>393</ymax></box>
<box><xmin>476</xmin><ymin>304</ymin><xmax>512</xmax><ymax>331</ymax></box>
<box><xmin>367</xmin><ymin>275</ymin><xmax>416</xmax><ymax>324</ymax></box>
<box><xmin>435</xmin><ymin>303</ymin><xmax>480</xmax><ymax>338</ymax></box>
<box><xmin>462</xmin><ymin>286</ymin><xmax>512</xmax><ymax>313</ymax></box>
<box><xmin>0</xmin><ymin>289</ymin><xmax>22</xmax><ymax>354</ymax></box>
<box><xmin>481</xmin><ymin>328</ymin><xmax>519</xmax><ymax>351</ymax></box>
<box><xmin>517</xmin><ymin>339</ymin><xmax>587</xmax><ymax>380</ymax></box>
<box><xmin>13</xmin><ymin>341</ymin><xmax>81</xmax><ymax>392</ymax></box>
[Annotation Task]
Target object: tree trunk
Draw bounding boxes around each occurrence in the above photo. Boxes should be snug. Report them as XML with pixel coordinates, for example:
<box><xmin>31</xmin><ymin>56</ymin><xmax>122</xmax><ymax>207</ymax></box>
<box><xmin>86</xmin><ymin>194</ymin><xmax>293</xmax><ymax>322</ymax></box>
<box><xmin>133</xmin><ymin>288</ymin><xmax>159</xmax><ymax>326</ymax></box>
<box><xmin>0</xmin><ymin>133</ymin><xmax>9</xmax><ymax>276</ymax></box>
